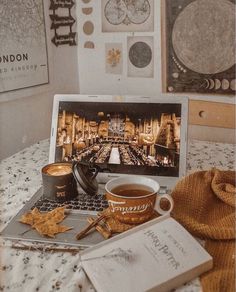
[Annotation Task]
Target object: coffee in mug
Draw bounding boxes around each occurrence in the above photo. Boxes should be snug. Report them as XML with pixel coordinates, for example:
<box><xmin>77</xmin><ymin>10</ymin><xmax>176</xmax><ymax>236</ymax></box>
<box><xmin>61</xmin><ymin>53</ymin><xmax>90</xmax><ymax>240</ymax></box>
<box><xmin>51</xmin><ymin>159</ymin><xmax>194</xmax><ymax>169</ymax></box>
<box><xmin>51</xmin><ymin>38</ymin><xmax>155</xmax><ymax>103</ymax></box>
<box><xmin>42</xmin><ymin>162</ymin><xmax>78</xmax><ymax>202</ymax></box>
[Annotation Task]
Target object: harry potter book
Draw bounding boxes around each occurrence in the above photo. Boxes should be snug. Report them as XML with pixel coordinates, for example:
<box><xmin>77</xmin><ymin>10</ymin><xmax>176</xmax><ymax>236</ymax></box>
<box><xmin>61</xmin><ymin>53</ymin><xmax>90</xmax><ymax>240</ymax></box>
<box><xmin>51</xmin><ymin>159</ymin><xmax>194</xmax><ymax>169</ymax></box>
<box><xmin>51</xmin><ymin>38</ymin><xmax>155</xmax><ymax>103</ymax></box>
<box><xmin>80</xmin><ymin>215</ymin><xmax>213</xmax><ymax>292</ymax></box>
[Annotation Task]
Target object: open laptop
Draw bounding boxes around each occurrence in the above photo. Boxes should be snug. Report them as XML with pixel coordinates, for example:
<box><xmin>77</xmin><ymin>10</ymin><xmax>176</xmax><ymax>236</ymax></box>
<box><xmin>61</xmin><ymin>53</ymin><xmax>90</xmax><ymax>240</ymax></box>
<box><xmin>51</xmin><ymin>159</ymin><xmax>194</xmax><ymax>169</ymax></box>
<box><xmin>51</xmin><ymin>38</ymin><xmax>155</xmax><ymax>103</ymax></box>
<box><xmin>1</xmin><ymin>94</ymin><xmax>188</xmax><ymax>248</ymax></box>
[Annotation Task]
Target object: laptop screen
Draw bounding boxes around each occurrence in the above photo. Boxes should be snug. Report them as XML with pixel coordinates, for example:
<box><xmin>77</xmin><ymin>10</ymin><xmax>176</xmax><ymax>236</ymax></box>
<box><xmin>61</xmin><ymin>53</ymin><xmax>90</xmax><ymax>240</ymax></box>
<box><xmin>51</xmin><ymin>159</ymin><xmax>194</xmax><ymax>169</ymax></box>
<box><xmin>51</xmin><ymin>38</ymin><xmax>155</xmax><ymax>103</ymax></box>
<box><xmin>49</xmin><ymin>95</ymin><xmax>188</xmax><ymax>186</ymax></box>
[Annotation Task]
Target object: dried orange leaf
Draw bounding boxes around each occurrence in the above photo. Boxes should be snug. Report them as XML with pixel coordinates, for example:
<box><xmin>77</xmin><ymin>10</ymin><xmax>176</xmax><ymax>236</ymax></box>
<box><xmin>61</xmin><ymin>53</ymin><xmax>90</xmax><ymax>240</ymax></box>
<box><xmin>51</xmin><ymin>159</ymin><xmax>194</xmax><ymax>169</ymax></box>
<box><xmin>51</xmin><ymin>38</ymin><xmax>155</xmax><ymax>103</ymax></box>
<box><xmin>34</xmin><ymin>221</ymin><xmax>73</xmax><ymax>238</ymax></box>
<box><xmin>44</xmin><ymin>206</ymin><xmax>66</xmax><ymax>223</ymax></box>
<box><xmin>34</xmin><ymin>221</ymin><xmax>55</xmax><ymax>237</ymax></box>
<box><xmin>19</xmin><ymin>207</ymin><xmax>72</xmax><ymax>238</ymax></box>
<box><xmin>57</xmin><ymin>225</ymin><xmax>73</xmax><ymax>233</ymax></box>
<box><xmin>19</xmin><ymin>212</ymin><xmax>34</xmax><ymax>225</ymax></box>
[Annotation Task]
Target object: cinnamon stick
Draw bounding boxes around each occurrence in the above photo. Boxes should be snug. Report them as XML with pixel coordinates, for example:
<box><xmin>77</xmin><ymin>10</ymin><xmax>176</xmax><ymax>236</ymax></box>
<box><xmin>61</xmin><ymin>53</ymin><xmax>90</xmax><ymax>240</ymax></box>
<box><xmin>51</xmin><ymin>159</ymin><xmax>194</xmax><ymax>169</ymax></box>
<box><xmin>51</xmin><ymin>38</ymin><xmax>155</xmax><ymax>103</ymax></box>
<box><xmin>87</xmin><ymin>217</ymin><xmax>112</xmax><ymax>239</ymax></box>
<box><xmin>76</xmin><ymin>214</ymin><xmax>107</xmax><ymax>240</ymax></box>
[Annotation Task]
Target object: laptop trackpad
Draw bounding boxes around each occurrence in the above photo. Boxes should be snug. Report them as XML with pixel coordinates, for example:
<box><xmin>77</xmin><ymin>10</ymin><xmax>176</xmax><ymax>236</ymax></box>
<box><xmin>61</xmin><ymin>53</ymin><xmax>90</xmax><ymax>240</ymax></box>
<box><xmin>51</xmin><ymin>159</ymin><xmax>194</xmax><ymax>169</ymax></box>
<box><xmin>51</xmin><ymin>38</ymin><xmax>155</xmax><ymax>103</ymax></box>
<box><xmin>1</xmin><ymin>211</ymin><xmax>106</xmax><ymax>248</ymax></box>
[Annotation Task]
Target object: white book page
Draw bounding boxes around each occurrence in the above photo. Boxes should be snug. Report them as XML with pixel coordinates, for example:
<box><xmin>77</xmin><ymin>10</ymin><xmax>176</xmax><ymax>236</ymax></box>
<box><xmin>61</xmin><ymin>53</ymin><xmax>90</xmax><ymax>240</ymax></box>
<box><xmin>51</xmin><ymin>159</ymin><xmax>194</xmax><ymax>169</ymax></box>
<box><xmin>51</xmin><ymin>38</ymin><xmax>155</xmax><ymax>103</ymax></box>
<box><xmin>81</xmin><ymin>218</ymin><xmax>212</xmax><ymax>292</ymax></box>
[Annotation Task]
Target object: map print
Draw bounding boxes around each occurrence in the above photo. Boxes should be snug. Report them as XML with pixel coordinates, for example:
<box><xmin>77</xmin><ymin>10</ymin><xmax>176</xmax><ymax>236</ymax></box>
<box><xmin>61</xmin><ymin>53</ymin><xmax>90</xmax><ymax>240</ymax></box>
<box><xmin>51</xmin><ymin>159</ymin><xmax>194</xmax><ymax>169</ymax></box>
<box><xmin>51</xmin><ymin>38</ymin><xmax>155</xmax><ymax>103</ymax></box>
<box><xmin>0</xmin><ymin>0</ymin><xmax>49</xmax><ymax>93</ymax></box>
<box><xmin>102</xmin><ymin>0</ymin><xmax>154</xmax><ymax>32</ymax></box>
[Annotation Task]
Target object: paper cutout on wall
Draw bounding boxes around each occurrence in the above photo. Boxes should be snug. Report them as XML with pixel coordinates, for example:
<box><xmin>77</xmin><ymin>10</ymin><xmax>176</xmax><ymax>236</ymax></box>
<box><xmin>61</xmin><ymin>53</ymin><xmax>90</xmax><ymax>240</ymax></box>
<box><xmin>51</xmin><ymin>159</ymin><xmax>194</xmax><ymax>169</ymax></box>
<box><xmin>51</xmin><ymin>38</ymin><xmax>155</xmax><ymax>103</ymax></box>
<box><xmin>128</xmin><ymin>36</ymin><xmax>153</xmax><ymax>78</ymax></box>
<box><xmin>105</xmin><ymin>43</ymin><xmax>123</xmax><ymax>74</ymax></box>
<box><xmin>50</xmin><ymin>0</ymin><xmax>77</xmax><ymax>46</ymax></box>
<box><xmin>83</xmin><ymin>21</ymin><xmax>94</xmax><ymax>35</ymax></box>
<box><xmin>102</xmin><ymin>0</ymin><xmax>154</xmax><ymax>32</ymax></box>
<box><xmin>163</xmin><ymin>0</ymin><xmax>235</xmax><ymax>95</ymax></box>
<box><xmin>82</xmin><ymin>7</ymin><xmax>93</xmax><ymax>15</ymax></box>
<box><xmin>81</xmin><ymin>0</ymin><xmax>95</xmax><ymax>48</ymax></box>
<box><xmin>84</xmin><ymin>41</ymin><xmax>95</xmax><ymax>49</ymax></box>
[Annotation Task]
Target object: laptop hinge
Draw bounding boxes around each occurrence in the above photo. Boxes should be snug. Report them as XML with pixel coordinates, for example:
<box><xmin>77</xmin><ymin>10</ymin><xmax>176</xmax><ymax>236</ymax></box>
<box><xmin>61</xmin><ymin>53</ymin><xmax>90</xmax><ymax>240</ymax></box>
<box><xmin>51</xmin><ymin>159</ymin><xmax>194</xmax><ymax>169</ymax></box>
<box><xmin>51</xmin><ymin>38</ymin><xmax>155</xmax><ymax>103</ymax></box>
<box><xmin>159</xmin><ymin>186</ymin><xmax>168</xmax><ymax>194</ymax></box>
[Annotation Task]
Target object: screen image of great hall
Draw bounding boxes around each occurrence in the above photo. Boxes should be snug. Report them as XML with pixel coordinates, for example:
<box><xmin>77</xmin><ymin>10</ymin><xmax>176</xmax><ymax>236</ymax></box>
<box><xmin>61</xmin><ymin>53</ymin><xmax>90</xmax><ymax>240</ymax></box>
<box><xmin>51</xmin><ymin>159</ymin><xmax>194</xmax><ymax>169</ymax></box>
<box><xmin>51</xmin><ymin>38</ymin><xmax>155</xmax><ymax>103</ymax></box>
<box><xmin>55</xmin><ymin>102</ymin><xmax>182</xmax><ymax>176</ymax></box>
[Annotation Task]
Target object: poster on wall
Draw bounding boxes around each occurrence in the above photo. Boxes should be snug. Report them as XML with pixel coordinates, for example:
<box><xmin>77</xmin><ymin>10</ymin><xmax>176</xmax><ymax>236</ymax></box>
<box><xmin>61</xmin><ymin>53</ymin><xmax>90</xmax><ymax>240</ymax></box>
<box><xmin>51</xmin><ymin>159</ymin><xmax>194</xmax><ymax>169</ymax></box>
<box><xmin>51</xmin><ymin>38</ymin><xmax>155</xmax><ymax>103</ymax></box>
<box><xmin>162</xmin><ymin>0</ymin><xmax>236</xmax><ymax>95</ymax></box>
<box><xmin>0</xmin><ymin>0</ymin><xmax>49</xmax><ymax>93</ymax></box>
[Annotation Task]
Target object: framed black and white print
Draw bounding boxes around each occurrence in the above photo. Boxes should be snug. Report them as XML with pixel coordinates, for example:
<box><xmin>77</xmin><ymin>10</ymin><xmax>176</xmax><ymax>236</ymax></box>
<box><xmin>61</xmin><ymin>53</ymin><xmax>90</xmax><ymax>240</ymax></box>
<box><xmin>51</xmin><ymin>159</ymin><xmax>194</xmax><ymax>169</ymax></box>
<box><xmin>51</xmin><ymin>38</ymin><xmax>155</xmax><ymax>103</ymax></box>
<box><xmin>0</xmin><ymin>0</ymin><xmax>49</xmax><ymax>93</ymax></box>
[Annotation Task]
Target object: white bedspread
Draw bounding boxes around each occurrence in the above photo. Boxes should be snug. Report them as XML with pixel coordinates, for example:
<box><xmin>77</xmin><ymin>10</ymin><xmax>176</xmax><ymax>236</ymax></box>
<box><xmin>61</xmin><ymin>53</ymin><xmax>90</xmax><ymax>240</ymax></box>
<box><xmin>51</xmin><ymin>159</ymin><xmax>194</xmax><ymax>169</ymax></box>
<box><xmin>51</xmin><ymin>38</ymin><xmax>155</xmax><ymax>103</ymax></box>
<box><xmin>0</xmin><ymin>139</ymin><xmax>234</xmax><ymax>292</ymax></box>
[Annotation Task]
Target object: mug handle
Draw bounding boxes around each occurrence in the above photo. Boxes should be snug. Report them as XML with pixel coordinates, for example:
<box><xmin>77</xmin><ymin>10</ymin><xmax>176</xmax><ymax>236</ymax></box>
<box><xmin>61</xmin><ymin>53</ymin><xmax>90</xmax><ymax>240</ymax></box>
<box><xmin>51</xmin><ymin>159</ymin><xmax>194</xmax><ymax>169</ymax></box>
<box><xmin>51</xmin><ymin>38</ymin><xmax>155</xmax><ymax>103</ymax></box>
<box><xmin>154</xmin><ymin>193</ymin><xmax>174</xmax><ymax>215</ymax></box>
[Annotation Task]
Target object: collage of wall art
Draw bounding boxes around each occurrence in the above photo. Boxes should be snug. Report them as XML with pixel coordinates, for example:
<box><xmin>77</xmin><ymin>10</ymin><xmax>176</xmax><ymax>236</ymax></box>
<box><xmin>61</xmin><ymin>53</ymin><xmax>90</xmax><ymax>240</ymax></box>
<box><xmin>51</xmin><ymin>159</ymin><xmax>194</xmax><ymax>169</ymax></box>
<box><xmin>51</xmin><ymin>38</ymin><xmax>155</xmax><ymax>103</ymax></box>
<box><xmin>103</xmin><ymin>0</ymin><xmax>154</xmax><ymax>79</ymax></box>
<box><xmin>77</xmin><ymin>0</ymin><xmax>235</xmax><ymax>96</ymax></box>
<box><xmin>80</xmin><ymin>0</ymin><xmax>155</xmax><ymax>79</ymax></box>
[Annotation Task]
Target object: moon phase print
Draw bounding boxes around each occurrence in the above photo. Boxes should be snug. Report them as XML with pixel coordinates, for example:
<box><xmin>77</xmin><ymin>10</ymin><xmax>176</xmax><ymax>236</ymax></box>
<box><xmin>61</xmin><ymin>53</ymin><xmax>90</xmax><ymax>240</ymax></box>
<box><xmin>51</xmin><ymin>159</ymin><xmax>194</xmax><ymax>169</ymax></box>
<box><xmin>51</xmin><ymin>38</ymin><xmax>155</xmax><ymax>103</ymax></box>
<box><xmin>128</xmin><ymin>36</ymin><xmax>154</xmax><ymax>78</ymax></box>
<box><xmin>102</xmin><ymin>0</ymin><xmax>154</xmax><ymax>32</ymax></box>
<box><xmin>162</xmin><ymin>0</ymin><xmax>235</xmax><ymax>95</ymax></box>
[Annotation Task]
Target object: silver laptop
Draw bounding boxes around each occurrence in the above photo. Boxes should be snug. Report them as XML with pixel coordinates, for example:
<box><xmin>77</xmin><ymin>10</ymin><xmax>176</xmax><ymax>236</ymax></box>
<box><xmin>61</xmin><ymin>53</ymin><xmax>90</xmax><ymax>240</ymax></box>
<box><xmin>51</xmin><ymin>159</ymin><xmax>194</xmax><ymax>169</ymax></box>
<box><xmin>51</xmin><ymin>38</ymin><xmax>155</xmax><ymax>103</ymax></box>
<box><xmin>1</xmin><ymin>94</ymin><xmax>188</xmax><ymax>248</ymax></box>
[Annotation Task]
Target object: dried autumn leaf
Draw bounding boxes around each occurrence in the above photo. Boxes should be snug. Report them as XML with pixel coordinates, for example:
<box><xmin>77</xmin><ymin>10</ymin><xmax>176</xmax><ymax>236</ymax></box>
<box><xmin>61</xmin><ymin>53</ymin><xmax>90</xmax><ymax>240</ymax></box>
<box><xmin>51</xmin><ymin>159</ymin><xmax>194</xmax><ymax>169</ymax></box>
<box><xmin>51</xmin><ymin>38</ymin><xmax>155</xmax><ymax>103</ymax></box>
<box><xmin>34</xmin><ymin>221</ymin><xmax>72</xmax><ymax>238</ymax></box>
<box><xmin>19</xmin><ymin>207</ymin><xmax>72</xmax><ymax>238</ymax></box>
<box><xmin>99</xmin><ymin>208</ymin><xmax>133</xmax><ymax>233</ymax></box>
<box><xmin>20</xmin><ymin>208</ymin><xmax>47</xmax><ymax>225</ymax></box>
<box><xmin>104</xmin><ymin>216</ymin><xmax>133</xmax><ymax>233</ymax></box>
<box><xmin>20</xmin><ymin>211</ymin><xmax>34</xmax><ymax>225</ymax></box>
<box><xmin>57</xmin><ymin>225</ymin><xmax>73</xmax><ymax>233</ymax></box>
<box><xmin>44</xmin><ymin>206</ymin><xmax>66</xmax><ymax>223</ymax></box>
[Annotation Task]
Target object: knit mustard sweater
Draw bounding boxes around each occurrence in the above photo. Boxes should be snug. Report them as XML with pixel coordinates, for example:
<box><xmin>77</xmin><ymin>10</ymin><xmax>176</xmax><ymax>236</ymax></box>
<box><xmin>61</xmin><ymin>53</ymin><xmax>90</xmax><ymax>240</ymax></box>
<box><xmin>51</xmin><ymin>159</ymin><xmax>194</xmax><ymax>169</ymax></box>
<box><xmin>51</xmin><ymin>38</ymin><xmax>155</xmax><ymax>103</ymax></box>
<box><xmin>171</xmin><ymin>169</ymin><xmax>235</xmax><ymax>292</ymax></box>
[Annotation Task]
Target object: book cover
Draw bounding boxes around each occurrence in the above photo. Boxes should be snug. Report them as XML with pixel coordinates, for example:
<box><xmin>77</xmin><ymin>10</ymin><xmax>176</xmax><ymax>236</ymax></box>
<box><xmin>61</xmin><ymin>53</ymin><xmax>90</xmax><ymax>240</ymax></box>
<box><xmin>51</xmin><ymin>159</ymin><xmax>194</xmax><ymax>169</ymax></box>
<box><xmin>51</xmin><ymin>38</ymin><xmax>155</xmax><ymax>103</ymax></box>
<box><xmin>80</xmin><ymin>215</ymin><xmax>213</xmax><ymax>292</ymax></box>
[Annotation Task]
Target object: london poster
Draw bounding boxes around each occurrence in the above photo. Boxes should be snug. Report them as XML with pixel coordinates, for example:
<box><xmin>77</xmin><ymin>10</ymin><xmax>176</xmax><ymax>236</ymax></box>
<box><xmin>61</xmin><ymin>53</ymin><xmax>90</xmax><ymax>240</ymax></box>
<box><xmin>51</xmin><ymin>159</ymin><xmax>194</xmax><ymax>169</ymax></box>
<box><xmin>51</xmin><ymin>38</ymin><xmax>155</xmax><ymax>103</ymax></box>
<box><xmin>0</xmin><ymin>0</ymin><xmax>49</xmax><ymax>93</ymax></box>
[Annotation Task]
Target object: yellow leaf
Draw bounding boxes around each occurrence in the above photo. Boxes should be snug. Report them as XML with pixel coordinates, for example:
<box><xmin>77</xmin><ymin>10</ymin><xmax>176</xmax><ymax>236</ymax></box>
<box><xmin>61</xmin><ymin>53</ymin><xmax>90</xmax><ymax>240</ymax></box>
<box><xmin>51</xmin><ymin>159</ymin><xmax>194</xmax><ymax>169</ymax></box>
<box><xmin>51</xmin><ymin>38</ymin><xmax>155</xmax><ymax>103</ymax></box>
<box><xmin>19</xmin><ymin>207</ymin><xmax>72</xmax><ymax>238</ymax></box>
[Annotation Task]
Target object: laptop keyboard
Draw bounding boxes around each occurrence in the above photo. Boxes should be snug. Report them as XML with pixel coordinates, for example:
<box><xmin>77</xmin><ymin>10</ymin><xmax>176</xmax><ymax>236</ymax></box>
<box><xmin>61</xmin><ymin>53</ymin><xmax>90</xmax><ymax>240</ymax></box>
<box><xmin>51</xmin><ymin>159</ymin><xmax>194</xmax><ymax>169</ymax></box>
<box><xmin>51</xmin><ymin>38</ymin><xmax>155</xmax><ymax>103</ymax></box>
<box><xmin>31</xmin><ymin>187</ymin><xmax>169</xmax><ymax>213</ymax></box>
<box><xmin>32</xmin><ymin>193</ymin><xmax>109</xmax><ymax>213</ymax></box>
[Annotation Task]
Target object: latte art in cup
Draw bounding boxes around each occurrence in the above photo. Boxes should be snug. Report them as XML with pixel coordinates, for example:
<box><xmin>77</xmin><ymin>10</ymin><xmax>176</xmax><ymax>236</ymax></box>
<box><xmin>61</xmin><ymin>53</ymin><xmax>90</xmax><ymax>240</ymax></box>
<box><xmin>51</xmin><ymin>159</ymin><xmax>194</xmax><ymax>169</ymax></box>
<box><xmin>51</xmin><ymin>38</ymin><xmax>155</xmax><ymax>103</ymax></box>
<box><xmin>45</xmin><ymin>165</ymin><xmax>72</xmax><ymax>176</ymax></box>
